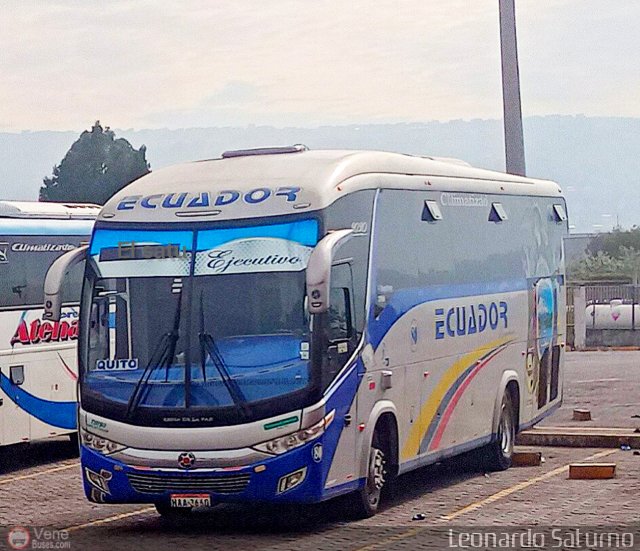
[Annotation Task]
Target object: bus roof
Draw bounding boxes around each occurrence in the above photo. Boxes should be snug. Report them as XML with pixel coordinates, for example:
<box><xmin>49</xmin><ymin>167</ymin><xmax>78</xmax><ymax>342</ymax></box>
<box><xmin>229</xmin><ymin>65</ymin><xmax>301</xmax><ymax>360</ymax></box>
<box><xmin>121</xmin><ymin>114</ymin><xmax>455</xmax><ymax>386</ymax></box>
<box><xmin>0</xmin><ymin>201</ymin><xmax>100</xmax><ymax>220</ymax></box>
<box><xmin>100</xmin><ymin>148</ymin><xmax>564</xmax><ymax>224</ymax></box>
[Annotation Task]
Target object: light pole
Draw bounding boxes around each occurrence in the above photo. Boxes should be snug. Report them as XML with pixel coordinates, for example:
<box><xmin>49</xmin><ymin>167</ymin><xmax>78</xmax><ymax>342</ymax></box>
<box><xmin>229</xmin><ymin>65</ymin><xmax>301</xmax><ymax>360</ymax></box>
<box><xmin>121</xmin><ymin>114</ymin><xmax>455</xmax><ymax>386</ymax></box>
<box><xmin>499</xmin><ymin>0</ymin><xmax>526</xmax><ymax>176</ymax></box>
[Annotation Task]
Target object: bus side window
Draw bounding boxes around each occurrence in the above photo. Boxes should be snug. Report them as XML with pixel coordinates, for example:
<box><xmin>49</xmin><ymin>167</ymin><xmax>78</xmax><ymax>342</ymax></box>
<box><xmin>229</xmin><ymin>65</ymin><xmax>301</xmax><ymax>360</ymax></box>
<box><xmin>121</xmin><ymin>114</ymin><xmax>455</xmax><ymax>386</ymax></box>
<box><xmin>327</xmin><ymin>262</ymin><xmax>355</xmax><ymax>346</ymax></box>
<box><xmin>323</xmin><ymin>264</ymin><xmax>355</xmax><ymax>388</ymax></box>
<box><xmin>328</xmin><ymin>287</ymin><xmax>352</xmax><ymax>342</ymax></box>
<box><xmin>89</xmin><ymin>298</ymin><xmax>110</xmax><ymax>363</ymax></box>
<box><xmin>374</xmin><ymin>284</ymin><xmax>394</xmax><ymax>319</ymax></box>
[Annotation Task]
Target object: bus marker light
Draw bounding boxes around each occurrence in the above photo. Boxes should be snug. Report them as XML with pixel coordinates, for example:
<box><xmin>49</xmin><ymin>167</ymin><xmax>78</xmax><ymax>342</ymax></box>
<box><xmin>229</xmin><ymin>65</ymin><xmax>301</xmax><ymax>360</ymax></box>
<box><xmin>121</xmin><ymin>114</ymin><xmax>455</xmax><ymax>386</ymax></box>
<box><xmin>263</xmin><ymin>415</ymin><xmax>299</xmax><ymax>431</ymax></box>
<box><xmin>358</xmin><ymin>423</ymin><xmax>366</xmax><ymax>432</ymax></box>
<box><xmin>423</xmin><ymin>371</ymin><xmax>430</xmax><ymax>378</ymax></box>
<box><xmin>254</xmin><ymin>465</ymin><xmax>266</xmax><ymax>473</ymax></box>
<box><xmin>369</xmin><ymin>381</ymin><xmax>376</xmax><ymax>390</ymax></box>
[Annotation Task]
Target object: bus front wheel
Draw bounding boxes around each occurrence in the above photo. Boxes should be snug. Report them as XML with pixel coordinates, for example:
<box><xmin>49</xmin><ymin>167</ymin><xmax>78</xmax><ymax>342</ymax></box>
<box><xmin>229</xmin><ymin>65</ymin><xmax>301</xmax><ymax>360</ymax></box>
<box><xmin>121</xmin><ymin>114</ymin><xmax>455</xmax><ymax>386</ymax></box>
<box><xmin>349</xmin><ymin>430</ymin><xmax>388</xmax><ymax>518</ymax></box>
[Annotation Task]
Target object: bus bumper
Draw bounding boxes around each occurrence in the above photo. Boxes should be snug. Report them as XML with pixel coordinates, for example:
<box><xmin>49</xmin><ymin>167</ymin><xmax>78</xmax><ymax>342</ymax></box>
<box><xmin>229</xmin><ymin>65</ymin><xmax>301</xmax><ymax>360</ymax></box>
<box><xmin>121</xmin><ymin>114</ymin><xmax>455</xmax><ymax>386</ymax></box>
<box><xmin>80</xmin><ymin>437</ymin><xmax>339</xmax><ymax>506</ymax></box>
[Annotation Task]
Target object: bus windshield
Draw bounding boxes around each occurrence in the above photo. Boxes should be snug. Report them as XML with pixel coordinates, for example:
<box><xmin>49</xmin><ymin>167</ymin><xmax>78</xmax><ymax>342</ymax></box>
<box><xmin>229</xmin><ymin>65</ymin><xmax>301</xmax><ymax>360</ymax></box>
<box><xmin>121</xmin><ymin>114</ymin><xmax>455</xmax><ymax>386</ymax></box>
<box><xmin>80</xmin><ymin>220</ymin><xmax>320</xmax><ymax>427</ymax></box>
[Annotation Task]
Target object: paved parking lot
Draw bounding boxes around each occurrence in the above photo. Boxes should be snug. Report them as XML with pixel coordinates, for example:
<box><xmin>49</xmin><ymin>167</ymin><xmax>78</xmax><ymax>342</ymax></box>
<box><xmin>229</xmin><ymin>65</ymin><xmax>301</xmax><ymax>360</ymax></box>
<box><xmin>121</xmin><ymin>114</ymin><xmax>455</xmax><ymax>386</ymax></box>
<box><xmin>1</xmin><ymin>351</ymin><xmax>638</xmax><ymax>550</ymax></box>
<box><xmin>541</xmin><ymin>350</ymin><xmax>640</xmax><ymax>428</ymax></box>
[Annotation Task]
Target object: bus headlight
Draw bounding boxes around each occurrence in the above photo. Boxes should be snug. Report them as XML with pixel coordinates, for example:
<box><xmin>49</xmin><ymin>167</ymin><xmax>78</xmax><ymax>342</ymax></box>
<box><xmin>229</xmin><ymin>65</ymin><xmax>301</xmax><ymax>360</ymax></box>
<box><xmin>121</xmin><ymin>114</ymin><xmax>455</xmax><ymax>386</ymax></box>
<box><xmin>253</xmin><ymin>410</ymin><xmax>335</xmax><ymax>455</ymax></box>
<box><xmin>80</xmin><ymin>428</ymin><xmax>126</xmax><ymax>455</ymax></box>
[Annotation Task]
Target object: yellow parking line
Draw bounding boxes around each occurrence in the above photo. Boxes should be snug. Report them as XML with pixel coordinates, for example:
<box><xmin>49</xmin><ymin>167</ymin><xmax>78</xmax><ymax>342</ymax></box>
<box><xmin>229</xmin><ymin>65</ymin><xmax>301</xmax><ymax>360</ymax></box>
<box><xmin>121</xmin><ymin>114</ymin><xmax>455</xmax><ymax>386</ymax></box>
<box><xmin>0</xmin><ymin>462</ymin><xmax>79</xmax><ymax>486</ymax></box>
<box><xmin>355</xmin><ymin>448</ymin><xmax>617</xmax><ymax>551</ymax></box>
<box><xmin>65</xmin><ymin>507</ymin><xmax>156</xmax><ymax>532</ymax></box>
<box><xmin>36</xmin><ymin>449</ymin><xmax>619</xmax><ymax>540</ymax></box>
<box><xmin>440</xmin><ymin>449</ymin><xmax>616</xmax><ymax>521</ymax></box>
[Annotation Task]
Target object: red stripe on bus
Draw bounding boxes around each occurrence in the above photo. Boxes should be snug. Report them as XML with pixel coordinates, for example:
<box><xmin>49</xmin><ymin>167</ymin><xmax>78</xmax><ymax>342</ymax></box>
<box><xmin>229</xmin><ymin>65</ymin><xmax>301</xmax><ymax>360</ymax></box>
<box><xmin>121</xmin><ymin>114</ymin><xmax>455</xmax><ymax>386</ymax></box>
<box><xmin>428</xmin><ymin>347</ymin><xmax>505</xmax><ymax>451</ymax></box>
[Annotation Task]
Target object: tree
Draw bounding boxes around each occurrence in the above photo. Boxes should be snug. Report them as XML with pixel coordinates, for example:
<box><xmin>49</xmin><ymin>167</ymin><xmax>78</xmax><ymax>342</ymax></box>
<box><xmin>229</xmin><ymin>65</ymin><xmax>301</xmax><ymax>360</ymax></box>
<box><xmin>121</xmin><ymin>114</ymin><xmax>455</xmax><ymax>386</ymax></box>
<box><xmin>567</xmin><ymin>251</ymin><xmax>630</xmax><ymax>283</ymax></box>
<box><xmin>568</xmin><ymin>228</ymin><xmax>640</xmax><ymax>283</ymax></box>
<box><xmin>587</xmin><ymin>227</ymin><xmax>640</xmax><ymax>259</ymax></box>
<box><xmin>40</xmin><ymin>121</ymin><xmax>150</xmax><ymax>204</ymax></box>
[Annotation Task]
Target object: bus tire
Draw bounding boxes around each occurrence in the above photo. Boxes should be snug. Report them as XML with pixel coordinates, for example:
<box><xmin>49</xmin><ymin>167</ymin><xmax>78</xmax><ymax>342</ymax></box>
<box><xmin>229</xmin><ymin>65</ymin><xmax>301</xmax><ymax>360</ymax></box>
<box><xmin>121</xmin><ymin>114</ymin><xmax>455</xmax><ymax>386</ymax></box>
<box><xmin>484</xmin><ymin>391</ymin><xmax>516</xmax><ymax>471</ymax></box>
<box><xmin>349</xmin><ymin>429</ymin><xmax>388</xmax><ymax>518</ymax></box>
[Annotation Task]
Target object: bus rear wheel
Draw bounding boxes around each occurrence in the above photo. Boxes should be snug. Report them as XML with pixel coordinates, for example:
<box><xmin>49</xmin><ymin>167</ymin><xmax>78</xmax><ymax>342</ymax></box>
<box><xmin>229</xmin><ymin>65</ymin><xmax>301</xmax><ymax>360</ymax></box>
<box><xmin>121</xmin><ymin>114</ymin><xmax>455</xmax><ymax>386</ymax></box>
<box><xmin>484</xmin><ymin>391</ymin><xmax>516</xmax><ymax>471</ymax></box>
<box><xmin>350</xmin><ymin>431</ymin><xmax>388</xmax><ymax>518</ymax></box>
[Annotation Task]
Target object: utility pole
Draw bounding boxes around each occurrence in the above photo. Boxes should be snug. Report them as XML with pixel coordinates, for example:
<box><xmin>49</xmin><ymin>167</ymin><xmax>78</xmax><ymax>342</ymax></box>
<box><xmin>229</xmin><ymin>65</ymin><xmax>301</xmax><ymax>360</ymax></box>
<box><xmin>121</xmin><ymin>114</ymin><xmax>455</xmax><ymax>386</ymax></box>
<box><xmin>499</xmin><ymin>0</ymin><xmax>526</xmax><ymax>176</ymax></box>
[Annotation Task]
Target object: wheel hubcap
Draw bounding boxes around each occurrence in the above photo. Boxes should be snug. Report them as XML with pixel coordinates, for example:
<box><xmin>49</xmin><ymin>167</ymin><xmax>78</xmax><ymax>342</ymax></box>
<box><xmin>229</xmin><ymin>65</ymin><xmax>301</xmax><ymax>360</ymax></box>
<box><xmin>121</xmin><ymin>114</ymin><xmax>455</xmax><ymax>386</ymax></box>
<box><xmin>499</xmin><ymin>406</ymin><xmax>513</xmax><ymax>455</ymax></box>
<box><xmin>366</xmin><ymin>447</ymin><xmax>386</xmax><ymax>505</ymax></box>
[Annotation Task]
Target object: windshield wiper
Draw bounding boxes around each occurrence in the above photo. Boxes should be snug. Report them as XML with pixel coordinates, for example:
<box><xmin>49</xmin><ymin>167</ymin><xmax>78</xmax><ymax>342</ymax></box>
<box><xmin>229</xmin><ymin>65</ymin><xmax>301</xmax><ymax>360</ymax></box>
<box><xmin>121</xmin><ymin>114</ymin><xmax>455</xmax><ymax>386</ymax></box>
<box><xmin>198</xmin><ymin>293</ymin><xmax>250</xmax><ymax>418</ymax></box>
<box><xmin>126</xmin><ymin>291</ymin><xmax>183</xmax><ymax>418</ymax></box>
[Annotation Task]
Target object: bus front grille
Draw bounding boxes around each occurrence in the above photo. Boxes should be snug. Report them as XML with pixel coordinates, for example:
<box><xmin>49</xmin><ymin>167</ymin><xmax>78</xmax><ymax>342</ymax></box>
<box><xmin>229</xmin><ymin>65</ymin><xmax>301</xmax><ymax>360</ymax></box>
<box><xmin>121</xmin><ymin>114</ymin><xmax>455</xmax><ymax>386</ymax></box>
<box><xmin>127</xmin><ymin>472</ymin><xmax>251</xmax><ymax>494</ymax></box>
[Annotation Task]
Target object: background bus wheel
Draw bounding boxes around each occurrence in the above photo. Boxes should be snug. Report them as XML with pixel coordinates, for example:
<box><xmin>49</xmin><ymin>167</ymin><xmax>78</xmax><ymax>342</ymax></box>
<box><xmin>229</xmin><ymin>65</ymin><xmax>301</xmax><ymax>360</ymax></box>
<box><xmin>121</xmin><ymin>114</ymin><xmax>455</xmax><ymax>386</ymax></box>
<box><xmin>484</xmin><ymin>391</ymin><xmax>516</xmax><ymax>471</ymax></box>
<box><xmin>350</xmin><ymin>431</ymin><xmax>387</xmax><ymax>518</ymax></box>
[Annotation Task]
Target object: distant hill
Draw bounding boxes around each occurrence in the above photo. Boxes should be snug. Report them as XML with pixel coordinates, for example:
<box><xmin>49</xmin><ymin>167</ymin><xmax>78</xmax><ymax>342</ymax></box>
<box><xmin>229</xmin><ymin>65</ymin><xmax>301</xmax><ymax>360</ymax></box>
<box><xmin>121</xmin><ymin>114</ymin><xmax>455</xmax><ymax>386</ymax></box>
<box><xmin>2</xmin><ymin>115</ymin><xmax>639</xmax><ymax>232</ymax></box>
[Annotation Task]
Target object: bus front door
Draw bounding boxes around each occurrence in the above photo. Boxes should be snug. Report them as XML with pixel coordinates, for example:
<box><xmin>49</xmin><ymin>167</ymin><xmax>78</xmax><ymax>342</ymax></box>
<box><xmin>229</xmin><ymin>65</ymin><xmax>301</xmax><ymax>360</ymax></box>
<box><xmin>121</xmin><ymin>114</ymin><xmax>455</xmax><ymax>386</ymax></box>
<box><xmin>322</xmin><ymin>262</ymin><xmax>359</xmax><ymax>488</ymax></box>
<box><xmin>0</xmin><ymin>362</ymin><xmax>30</xmax><ymax>446</ymax></box>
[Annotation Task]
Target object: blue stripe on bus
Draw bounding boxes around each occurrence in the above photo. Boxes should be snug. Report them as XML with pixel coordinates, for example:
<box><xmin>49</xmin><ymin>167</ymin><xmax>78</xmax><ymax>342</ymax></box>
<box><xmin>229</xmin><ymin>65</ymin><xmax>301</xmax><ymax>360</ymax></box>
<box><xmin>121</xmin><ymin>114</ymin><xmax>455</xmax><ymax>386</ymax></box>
<box><xmin>367</xmin><ymin>279</ymin><xmax>529</xmax><ymax>350</ymax></box>
<box><xmin>0</xmin><ymin>219</ymin><xmax>94</xmax><ymax>236</ymax></box>
<box><xmin>196</xmin><ymin>219</ymin><xmax>319</xmax><ymax>250</ymax></box>
<box><xmin>0</xmin><ymin>372</ymin><xmax>76</xmax><ymax>430</ymax></box>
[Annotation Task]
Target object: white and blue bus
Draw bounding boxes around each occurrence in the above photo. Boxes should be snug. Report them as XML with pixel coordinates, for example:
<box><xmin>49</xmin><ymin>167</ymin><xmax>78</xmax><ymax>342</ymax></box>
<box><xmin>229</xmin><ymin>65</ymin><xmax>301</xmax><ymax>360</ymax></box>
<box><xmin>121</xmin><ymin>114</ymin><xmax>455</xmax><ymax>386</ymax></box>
<box><xmin>0</xmin><ymin>201</ymin><xmax>98</xmax><ymax>450</ymax></box>
<box><xmin>45</xmin><ymin>147</ymin><xmax>567</xmax><ymax>517</ymax></box>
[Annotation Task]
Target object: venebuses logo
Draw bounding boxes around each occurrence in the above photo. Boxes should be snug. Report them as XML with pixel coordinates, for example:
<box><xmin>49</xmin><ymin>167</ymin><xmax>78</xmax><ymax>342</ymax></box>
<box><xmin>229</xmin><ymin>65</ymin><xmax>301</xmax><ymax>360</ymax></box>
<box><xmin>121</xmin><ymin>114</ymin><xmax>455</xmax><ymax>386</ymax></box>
<box><xmin>6</xmin><ymin>526</ymin><xmax>70</xmax><ymax>550</ymax></box>
<box><xmin>7</xmin><ymin>526</ymin><xmax>30</xmax><ymax>550</ymax></box>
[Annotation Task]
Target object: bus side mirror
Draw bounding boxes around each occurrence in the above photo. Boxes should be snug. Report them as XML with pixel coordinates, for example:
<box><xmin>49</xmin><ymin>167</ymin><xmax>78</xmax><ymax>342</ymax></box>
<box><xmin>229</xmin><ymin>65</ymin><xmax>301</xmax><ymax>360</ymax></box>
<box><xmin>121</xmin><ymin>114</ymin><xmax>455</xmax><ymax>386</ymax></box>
<box><xmin>44</xmin><ymin>245</ymin><xmax>88</xmax><ymax>321</ymax></box>
<box><xmin>306</xmin><ymin>229</ymin><xmax>353</xmax><ymax>314</ymax></box>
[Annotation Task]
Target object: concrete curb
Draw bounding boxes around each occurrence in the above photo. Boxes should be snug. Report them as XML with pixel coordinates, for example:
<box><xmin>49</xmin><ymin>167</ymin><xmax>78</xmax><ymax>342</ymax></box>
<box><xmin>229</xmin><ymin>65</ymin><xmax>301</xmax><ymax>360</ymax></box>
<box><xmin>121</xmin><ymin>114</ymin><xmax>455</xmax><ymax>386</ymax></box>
<box><xmin>516</xmin><ymin>426</ymin><xmax>640</xmax><ymax>449</ymax></box>
<box><xmin>572</xmin><ymin>346</ymin><xmax>640</xmax><ymax>351</ymax></box>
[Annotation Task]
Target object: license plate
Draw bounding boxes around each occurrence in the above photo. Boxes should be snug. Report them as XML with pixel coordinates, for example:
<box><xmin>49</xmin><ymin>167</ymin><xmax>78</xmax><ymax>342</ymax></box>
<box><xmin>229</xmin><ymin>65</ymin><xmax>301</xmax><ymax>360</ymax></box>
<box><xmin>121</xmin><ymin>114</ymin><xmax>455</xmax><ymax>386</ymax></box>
<box><xmin>170</xmin><ymin>494</ymin><xmax>211</xmax><ymax>508</ymax></box>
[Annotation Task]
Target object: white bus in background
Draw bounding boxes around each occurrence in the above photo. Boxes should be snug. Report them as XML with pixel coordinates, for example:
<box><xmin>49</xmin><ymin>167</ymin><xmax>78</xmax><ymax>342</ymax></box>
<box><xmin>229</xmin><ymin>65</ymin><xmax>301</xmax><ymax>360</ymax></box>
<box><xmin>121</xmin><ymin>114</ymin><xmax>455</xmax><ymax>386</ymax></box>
<box><xmin>45</xmin><ymin>147</ymin><xmax>567</xmax><ymax>518</ymax></box>
<box><xmin>0</xmin><ymin>201</ymin><xmax>98</xmax><ymax>450</ymax></box>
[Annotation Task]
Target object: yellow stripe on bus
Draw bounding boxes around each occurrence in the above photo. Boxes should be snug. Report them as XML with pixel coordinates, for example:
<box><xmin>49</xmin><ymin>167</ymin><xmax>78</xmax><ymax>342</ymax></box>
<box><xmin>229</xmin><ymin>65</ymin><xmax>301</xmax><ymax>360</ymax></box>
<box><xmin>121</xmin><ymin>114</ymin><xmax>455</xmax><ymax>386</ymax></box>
<box><xmin>400</xmin><ymin>336</ymin><xmax>512</xmax><ymax>461</ymax></box>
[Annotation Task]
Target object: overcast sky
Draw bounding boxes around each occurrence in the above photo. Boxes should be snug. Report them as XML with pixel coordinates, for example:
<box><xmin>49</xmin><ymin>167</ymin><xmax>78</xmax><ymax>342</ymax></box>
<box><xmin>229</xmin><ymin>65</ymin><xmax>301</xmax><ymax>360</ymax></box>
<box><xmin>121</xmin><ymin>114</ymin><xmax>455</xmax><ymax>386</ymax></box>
<box><xmin>1</xmin><ymin>0</ymin><xmax>638</xmax><ymax>131</ymax></box>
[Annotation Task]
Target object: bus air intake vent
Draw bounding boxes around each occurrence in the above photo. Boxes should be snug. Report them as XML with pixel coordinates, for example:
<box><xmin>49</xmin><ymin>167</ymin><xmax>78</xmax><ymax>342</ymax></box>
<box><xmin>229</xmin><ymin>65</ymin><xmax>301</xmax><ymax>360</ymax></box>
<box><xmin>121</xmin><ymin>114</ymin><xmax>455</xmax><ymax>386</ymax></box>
<box><xmin>222</xmin><ymin>144</ymin><xmax>308</xmax><ymax>158</ymax></box>
<box><xmin>127</xmin><ymin>472</ymin><xmax>251</xmax><ymax>494</ymax></box>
